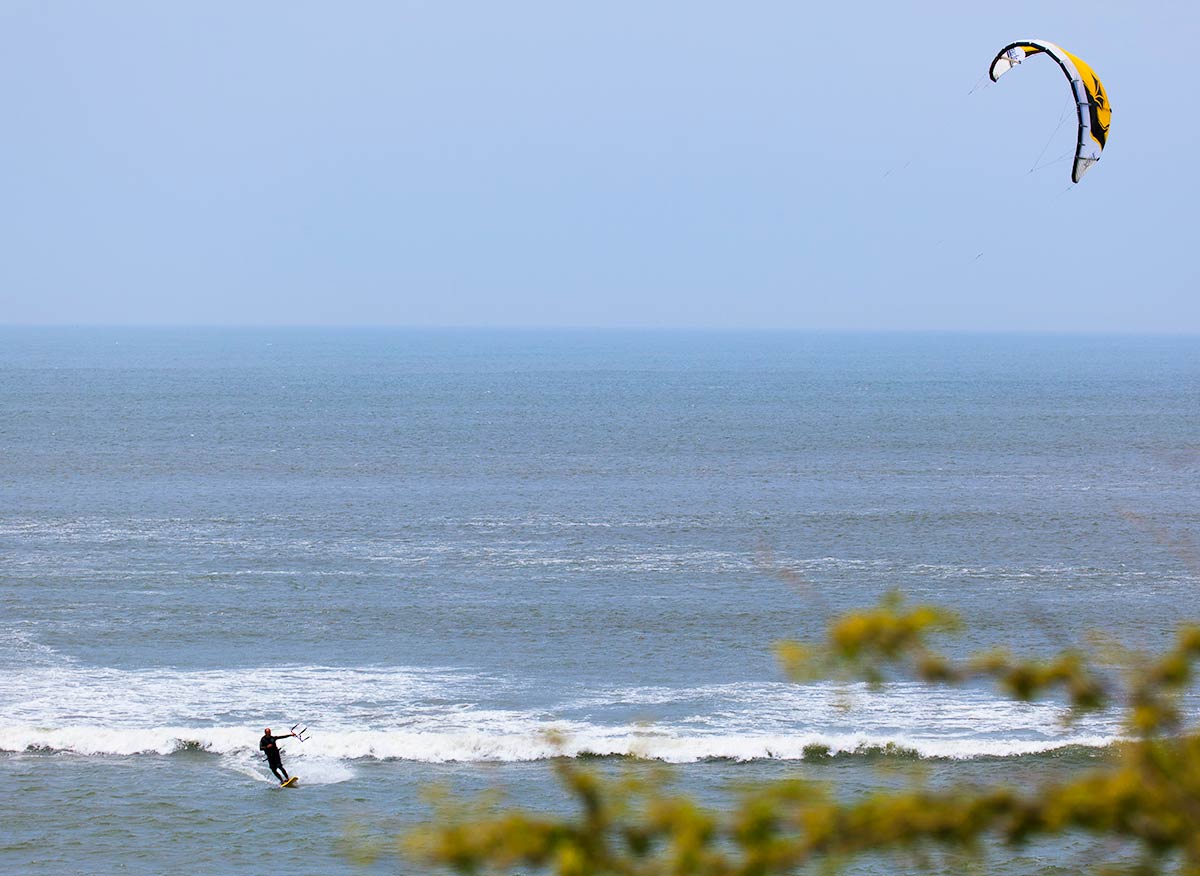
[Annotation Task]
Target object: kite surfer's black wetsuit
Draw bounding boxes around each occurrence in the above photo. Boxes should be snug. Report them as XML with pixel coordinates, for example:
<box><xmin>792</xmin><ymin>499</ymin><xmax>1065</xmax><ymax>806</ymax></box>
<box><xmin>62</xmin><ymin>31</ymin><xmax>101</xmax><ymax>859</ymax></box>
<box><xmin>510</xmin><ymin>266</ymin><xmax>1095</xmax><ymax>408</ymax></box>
<box><xmin>259</xmin><ymin>733</ymin><xmax>291</xmax><ymax>782</ymax></box>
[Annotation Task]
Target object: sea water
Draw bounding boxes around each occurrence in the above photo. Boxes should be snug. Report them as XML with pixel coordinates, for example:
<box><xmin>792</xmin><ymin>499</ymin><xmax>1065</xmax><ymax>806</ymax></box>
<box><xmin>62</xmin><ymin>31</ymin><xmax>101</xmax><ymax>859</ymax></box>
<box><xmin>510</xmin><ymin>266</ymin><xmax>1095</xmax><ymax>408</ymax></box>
<box><xmin>1</xmin><ymin>328</ymin><xmax>1197</xmax><ymax>874</ymax></box>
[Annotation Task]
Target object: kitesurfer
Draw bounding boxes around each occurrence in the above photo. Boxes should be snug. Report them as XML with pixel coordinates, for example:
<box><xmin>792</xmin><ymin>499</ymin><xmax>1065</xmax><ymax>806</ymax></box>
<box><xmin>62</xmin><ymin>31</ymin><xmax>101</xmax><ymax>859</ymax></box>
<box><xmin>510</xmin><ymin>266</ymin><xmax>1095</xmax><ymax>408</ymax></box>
<box><xmin>259</xmin><ymin>727</ymin><xmax>296</xmax><ymax>783</ymax></box>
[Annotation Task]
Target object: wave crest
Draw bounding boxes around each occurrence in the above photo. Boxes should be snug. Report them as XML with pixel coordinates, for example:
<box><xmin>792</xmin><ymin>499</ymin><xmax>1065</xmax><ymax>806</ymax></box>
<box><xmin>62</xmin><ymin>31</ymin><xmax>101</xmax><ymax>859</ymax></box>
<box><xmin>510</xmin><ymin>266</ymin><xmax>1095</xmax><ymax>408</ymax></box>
<box><xmin>0</xmin><ymin>724</ymin><xmax>1118</xmax><ymax>763</ymax></box>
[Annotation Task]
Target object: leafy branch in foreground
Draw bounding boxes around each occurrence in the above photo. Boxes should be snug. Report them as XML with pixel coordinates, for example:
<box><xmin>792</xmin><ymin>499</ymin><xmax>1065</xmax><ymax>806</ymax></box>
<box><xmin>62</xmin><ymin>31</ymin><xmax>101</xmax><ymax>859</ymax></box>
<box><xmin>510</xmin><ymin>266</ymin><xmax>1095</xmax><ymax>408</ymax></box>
<box><xmin>402</xmin><ymin>593</ymin><xmax>1200</xmax><ymax>876</ymax></box>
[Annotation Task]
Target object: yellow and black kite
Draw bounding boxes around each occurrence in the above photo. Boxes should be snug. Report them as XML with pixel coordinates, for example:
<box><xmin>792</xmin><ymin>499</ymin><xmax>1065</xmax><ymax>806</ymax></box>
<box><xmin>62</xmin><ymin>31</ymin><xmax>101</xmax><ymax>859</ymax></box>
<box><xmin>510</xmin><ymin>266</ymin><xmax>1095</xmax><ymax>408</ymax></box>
<box><xmin>989</xmin><ymin>40</ymin><xmax>1111</xmax><ymax>183</ymax></box>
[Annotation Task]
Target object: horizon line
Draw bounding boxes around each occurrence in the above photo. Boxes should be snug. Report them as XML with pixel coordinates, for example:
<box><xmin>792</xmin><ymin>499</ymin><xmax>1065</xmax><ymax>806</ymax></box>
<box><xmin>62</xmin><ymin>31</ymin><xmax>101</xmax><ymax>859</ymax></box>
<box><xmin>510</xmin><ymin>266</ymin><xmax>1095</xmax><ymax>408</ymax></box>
<box><xmin>1</xmin><ymin>323</ymin><xmax>1199</xmax><ymax>338</ymax></box>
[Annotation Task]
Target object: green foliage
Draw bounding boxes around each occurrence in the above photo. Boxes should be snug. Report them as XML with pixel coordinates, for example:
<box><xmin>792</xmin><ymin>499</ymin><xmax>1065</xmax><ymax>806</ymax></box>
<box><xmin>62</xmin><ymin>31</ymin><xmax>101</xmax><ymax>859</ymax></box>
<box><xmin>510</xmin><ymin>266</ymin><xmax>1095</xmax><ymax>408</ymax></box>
<box><xmin>403</xmin><ymin>594</ymin><xmax>1200</xmax><ymax>875</ymax></box>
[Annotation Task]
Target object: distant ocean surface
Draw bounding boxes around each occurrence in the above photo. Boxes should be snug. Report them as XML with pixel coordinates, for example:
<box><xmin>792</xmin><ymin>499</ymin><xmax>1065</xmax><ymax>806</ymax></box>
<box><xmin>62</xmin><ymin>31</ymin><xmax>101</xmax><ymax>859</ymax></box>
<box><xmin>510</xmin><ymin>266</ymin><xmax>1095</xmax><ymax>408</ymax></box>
<box><xmin>2</xmin><ymin>328</ymin><xmax>1197</xmax><ymax>874</ymax></box>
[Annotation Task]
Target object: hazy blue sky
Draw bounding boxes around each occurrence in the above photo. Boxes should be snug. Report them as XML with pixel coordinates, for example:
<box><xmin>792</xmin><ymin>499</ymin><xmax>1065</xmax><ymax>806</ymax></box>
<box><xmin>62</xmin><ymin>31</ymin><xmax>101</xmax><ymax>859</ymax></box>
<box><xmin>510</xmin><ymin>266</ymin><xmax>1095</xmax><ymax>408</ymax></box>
<box><xmin>2</xmin><ymin>2</ymin><xmax>1195</xmax><ymax>331</ymax></box>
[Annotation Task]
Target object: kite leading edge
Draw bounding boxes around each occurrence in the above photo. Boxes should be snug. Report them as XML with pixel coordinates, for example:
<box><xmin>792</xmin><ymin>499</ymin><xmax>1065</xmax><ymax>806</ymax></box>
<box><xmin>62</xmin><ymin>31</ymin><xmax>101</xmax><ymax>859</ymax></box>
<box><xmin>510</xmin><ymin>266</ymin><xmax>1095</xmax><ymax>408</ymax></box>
<box><xmin>989</xmin><ymin>39</ymin><xmax>1111</xmax><ymax>183</ymax></box>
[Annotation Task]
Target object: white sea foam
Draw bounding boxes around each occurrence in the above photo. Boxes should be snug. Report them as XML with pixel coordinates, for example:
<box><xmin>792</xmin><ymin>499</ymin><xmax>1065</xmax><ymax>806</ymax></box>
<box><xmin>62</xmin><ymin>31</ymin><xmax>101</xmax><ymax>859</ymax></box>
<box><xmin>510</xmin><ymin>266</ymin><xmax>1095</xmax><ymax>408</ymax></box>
<box><xmin>0</xmin><ymin>722</ymin><xmax>1118</xmax><ymax>763</ymax></box>
<box><xmin>0</xmin><ymin>658</ymin><xmax>1133</xmax><ymax>763</ymax></box>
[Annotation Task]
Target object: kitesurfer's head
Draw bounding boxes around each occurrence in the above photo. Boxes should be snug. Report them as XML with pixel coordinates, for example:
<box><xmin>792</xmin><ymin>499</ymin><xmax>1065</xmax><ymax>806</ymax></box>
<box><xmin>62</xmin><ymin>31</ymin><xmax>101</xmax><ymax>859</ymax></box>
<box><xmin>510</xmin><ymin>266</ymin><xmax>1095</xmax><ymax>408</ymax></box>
<box><xmin>263</xmin><ymin>728</ymin><xmax>271</xmax><ymax>735</ymax></box>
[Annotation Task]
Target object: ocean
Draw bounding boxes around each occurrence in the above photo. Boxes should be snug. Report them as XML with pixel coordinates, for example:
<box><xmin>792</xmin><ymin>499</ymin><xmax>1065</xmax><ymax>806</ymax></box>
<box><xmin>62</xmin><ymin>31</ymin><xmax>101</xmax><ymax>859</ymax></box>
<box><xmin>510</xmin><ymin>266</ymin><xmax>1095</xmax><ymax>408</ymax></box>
<box><xmin>2</xmin><ymin>328</ymin><xmax>1197</xmax><ymax>874</ymax></box>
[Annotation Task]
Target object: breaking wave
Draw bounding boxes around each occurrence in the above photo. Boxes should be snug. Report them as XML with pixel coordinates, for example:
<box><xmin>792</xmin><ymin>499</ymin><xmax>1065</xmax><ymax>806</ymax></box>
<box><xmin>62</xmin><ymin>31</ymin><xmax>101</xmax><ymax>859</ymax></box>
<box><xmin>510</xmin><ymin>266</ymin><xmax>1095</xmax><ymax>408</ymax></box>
<box><xmin>0</xmin><ymin>658</ymin><xmax>1137</xmax><ymax>765</ymax></box>
<box><xmin>0</xmin><ymin>723</ymin><xmax>1119</xmax><ymax>763</ymax></box>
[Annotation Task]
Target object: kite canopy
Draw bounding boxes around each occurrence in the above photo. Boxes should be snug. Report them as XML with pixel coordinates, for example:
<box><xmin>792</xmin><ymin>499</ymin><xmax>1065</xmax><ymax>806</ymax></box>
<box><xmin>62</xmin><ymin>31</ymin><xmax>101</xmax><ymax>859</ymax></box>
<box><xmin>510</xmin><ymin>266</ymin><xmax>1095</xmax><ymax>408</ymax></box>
<box><xmin>989</xmin><ymin>39</ymin><xmax>1111</xmax><ymax>183</ymax></box>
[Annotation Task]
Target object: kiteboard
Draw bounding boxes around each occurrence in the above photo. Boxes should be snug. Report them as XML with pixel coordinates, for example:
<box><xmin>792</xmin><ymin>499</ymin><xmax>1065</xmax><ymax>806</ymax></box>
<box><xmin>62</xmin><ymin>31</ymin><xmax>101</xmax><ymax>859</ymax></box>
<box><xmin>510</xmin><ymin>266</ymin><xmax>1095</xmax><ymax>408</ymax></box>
<box><xmin>279</xmin><ymin>776</ymin><xmax>298</xmax><ymax>788</ymax></box>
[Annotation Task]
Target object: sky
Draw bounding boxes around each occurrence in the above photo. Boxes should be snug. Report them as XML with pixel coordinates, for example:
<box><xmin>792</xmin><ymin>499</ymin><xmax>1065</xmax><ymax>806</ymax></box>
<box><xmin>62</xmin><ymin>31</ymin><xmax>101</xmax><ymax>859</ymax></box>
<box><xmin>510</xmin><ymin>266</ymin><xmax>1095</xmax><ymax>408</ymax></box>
<box><xmin>1</xmin><ymin>1</ymin><xmax>1196</xmax><ymax>331</ymax></box>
